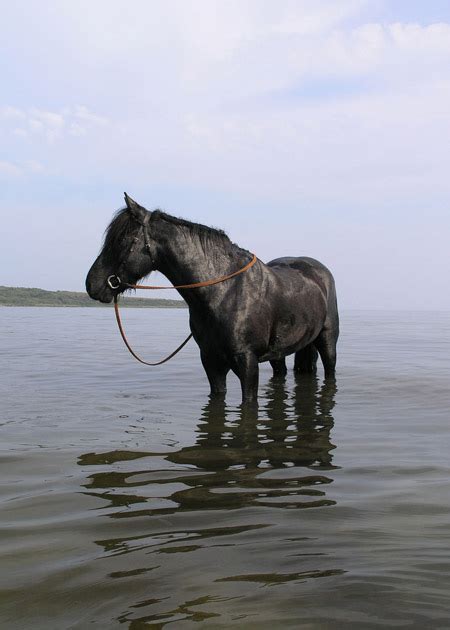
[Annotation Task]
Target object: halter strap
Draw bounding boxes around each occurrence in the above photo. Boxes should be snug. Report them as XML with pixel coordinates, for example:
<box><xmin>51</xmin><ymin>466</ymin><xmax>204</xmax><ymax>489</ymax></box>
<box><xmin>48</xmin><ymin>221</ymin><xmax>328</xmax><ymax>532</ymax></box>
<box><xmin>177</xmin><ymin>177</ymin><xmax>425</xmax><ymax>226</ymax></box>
<box><xmin>124</xmin><ymin>253</ymin><xmax>257</xmax><ymax>290</ymax></box>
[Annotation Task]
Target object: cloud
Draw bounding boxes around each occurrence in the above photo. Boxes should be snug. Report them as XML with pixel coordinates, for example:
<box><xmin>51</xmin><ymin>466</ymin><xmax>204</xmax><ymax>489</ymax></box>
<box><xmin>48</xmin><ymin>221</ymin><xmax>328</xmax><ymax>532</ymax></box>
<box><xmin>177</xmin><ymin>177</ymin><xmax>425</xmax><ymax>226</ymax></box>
<box><xmin>13</xmin><ymin>128</ymin><xmax>28</xmax><ymax>138</ymax></box>
<box><xmin>0</xmin><ymin>159</ymin><xmax>45</xmax><ymax>178</ymax></box>
<box><xmin>89</xmin><ymin>16</ymin><xmax>448</xmax><ymax>209</ymax></box>
<box><xmin>24</xmin><ymin>160</ymin><xmax>45</xmax><ymax>173</ymax></box>
<box><xmin>1</xmin><ymin>105</ymin><xmax>109</xmax><ymax>145</ymax></box>
<box><xmin>73</xmin><ymin>105</ymin><xmax>108</xmax><ymax>126</ymax></box>
<box><xmin>1</xmin><ymin>2</ymin><xmax>450</xmax><ymax>206</ymax></box>
<box><xmin>0</xmin><ymin>106</ymin><xmax>25</xmax><ymax>120</ymax></box>
<box><xmin>0</xmin><ymin>160</ymin><xmax>22</xmax><ymax>177</ymax></box>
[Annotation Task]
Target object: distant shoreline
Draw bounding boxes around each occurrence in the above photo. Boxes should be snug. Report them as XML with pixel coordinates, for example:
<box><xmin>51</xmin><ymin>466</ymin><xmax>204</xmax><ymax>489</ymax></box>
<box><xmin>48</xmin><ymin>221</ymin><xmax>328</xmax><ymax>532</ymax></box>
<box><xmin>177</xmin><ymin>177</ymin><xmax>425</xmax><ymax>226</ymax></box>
<box><xmin>0</xmin><ymin>286</ymin><xmax>186</xmax><ymax>308</ymax></box>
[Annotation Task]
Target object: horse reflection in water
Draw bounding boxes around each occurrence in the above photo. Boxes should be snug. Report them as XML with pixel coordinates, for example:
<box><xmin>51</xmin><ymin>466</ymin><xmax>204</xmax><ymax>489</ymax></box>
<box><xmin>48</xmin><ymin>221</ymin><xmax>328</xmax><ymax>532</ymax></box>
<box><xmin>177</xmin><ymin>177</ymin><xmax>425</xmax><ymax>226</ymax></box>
<box><xmin>166</xmin><ymin>378</ymin><xmax>337</xmax><ymax>511</ymax></box>
<box><xmin>79</xmin><ymin>377</ymin><xmax>339</xmax><ymax>626</ymax></box>
<box><xmin>80</xmin><ymin>376</ymin><xmax>337</xmax><ymax>518</ymax></box>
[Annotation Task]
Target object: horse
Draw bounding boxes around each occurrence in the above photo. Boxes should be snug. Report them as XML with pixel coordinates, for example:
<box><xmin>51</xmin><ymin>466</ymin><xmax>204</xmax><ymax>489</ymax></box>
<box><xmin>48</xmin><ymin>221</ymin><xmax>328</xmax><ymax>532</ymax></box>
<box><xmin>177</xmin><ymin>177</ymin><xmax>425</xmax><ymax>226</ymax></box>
<box><xmin>86</xmin><ymin>193</ymin><xmax>339</xmax><ymax>403</ymax></box>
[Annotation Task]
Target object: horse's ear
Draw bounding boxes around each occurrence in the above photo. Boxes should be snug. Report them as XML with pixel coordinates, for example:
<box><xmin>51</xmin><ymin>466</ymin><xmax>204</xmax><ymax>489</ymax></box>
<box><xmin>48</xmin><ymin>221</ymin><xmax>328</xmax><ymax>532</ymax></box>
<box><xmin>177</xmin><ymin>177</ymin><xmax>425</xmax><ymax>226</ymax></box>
<box><xmin>124</xmin><ymin>192</ymin><xmax>147</xmax><ymax>221</ymax></box>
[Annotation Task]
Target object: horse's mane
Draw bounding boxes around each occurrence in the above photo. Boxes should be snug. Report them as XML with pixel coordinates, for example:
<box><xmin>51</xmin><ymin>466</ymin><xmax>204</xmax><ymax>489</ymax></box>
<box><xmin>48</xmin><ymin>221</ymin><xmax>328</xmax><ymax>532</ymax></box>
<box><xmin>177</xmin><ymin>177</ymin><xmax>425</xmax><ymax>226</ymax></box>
<box><xmin>155</xmin><ymin>210</ymin><xmax>232</xmax><ymax>252</ymax></box>
<box><xmin>103</xmin><ymin>207</ymin><xmax>234</xmax><ymax>255</ymax></box>
<box><xmin>102</xmin><ymin>208</ymin><xmax>137</xmax><ymax>257</ymax></box>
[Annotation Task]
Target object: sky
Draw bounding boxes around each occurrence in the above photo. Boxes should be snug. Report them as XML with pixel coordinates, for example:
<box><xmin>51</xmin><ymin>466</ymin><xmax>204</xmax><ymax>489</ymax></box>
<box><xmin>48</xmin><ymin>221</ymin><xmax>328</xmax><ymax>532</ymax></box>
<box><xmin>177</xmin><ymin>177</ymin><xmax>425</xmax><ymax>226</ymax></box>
<box><xmin>1</xmin><ymin>0</ymin><xmax>449</xmax><ymax>309</ymax></box>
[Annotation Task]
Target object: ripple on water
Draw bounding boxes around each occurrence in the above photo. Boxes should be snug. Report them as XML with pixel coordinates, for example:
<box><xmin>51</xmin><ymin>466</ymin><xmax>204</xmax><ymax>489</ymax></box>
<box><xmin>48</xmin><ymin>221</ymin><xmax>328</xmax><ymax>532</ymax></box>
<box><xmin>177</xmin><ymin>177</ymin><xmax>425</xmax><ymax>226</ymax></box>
<box><xmin>1</xmin><ymin>308</ymin><xmax>450</xmax><ymax>628</ymax></box>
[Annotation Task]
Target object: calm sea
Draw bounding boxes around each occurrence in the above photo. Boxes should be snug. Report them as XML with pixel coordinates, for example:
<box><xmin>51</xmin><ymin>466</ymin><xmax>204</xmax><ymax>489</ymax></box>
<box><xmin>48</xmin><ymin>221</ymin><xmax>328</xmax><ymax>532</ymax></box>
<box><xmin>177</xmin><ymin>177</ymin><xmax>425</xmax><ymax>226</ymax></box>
<box><xmin>1</xmin><ymin>307</ymin><xmax>450</xmax><ymax>629</ymax></box>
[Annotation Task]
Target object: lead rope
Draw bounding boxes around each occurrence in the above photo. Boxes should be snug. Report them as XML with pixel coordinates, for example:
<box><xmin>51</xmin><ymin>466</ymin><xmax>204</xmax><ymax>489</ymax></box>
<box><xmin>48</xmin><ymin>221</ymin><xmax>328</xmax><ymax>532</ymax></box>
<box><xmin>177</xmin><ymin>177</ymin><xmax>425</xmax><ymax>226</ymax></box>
<box><xmin>114</xmin><ymin>296</ymin><xmax>193</xmax><ymax>366</ymax></box>
<box><xmin>113</xmin><ymin>253</ymin><xmax>257</xmax><ymax>366</ymax></box>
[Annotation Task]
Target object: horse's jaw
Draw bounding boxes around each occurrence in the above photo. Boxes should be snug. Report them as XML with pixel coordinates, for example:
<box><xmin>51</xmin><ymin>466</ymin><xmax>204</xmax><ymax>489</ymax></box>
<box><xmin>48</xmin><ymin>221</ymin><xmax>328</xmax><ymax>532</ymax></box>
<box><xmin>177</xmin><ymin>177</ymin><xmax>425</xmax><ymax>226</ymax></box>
<box><xmin>96</xmin><ymin>293</ymin><xmax>114</xmax><ymax>304</ymax></box>
<box><xmin>85</xmin><ymin>282</ymin><xmax>114</xmax><ymax>304</ymax></box>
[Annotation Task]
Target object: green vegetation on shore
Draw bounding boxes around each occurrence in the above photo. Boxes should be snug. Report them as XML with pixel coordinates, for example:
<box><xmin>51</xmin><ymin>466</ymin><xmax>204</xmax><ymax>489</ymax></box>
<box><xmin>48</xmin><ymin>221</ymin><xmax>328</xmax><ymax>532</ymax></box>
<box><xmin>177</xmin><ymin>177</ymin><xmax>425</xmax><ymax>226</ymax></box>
<box><xmin>0</xmin><ymin>286</ymin><xmax>186</xmax><ymax>308</ymax></box>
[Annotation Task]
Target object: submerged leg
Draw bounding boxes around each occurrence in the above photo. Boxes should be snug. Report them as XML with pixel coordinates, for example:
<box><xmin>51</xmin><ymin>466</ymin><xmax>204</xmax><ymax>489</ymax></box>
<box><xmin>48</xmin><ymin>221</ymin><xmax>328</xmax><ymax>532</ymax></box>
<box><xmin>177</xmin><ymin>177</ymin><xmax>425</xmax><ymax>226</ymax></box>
<box><xmin>231</xmin><ymin>352</ymin><xmax>259</xmax><ymax>403</ymax></box>
<box><xmin>200</xmin><ymin>350</ymin><xmax>230</xmax><ymax>396</ymax></box>
<box><xmin>270</xmin><ymin>358</ymin><xmax>287</xmax><ymax>378</ymax></box>
<box><xmin>294</xmin><ymin>343</ymin><xmax>318</xmax><ymax>374</ymax></box>
<box><xmin>314</xmin><ymin>328</ymin><xmax>337</xmax><ymax>378</ymax></box>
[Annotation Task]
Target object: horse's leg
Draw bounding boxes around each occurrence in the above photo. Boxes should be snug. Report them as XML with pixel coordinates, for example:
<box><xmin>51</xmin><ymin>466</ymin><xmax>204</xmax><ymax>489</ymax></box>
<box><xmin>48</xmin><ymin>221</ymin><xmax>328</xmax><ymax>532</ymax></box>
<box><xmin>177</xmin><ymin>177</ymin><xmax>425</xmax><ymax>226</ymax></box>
<box><xmin>314</xmin><ymin>327</ymin><xmax>337</xmax><ymax>378</ymax></box>
<box><xmin>294</xmin><ymin>343</ymin><xmax>318</xmax><ymax>374</ymax></box>
<box><xmin>200</xmin><ymin>350</ymin><xmax>229</xmax><ymax>396</ymax></box>
<box><xmin>231</xmin><ymin>352</ymin><xmax>259</xmax><ymax>403</ymax></box>
<box><xmin>270</xmin><ymin>358</ymin><xmax>287</xmax><ymax>378</ymax></box>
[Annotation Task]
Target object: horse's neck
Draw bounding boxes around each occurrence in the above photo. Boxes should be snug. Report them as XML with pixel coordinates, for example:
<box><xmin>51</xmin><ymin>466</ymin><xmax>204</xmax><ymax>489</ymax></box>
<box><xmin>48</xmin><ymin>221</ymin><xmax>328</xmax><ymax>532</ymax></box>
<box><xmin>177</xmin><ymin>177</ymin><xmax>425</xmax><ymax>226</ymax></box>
<box><xmin>155</xmin><ymin>223</ymin><xmax>246</xmax><ymax>293</ymax></box>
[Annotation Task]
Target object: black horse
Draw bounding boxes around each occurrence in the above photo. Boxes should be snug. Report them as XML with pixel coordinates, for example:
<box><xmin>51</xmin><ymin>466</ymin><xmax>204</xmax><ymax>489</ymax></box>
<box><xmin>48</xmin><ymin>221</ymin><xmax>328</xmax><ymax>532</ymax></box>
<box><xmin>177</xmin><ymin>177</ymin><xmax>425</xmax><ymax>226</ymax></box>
<box><xmin>86</xmin><ymin>194</ymin><xmax>339</xmax><ymax>402</ymax></box>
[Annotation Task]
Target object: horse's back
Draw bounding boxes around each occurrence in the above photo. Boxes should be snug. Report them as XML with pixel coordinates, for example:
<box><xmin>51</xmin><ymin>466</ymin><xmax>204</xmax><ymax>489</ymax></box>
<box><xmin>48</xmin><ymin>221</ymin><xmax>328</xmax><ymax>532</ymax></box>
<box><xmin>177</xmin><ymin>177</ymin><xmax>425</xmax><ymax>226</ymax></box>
<box><xmin>267</xmin><ymin>256</ymin><xmax>336</xmax><ymax>299</ymax></box>
<box><xmin>267</xmin><ymin>255</ymin><xmax>332</xmax><ymax>274</ymax></box>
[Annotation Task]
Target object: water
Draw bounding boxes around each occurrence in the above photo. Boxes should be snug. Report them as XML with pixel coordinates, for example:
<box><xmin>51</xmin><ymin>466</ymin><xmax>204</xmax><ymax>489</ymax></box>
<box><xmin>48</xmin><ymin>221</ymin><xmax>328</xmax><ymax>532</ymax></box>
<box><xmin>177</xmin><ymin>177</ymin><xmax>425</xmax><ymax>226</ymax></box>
<box><xmin>1</xmin><ymin>307</ymin><xmax>450</xmax><ymax>629</ymax></box>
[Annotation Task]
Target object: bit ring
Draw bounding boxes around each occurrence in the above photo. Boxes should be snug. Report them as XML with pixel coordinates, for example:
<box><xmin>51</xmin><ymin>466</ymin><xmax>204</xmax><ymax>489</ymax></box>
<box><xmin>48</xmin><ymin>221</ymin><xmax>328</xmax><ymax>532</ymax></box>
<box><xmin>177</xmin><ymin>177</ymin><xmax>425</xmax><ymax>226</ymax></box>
<box><xmin>107</xmin><ymin>275</ymin><xmax>121</xmax><ymax>290</ymax></box>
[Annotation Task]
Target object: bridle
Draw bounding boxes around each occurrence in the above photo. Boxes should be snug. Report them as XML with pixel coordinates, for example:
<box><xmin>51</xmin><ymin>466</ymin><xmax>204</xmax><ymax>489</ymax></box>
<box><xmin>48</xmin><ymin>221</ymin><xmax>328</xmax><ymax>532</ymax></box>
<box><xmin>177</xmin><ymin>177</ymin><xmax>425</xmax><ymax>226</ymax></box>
<box><xmin>106</xmin><ymin>212</ymin><xmax>257</xmax><ymax>366</ymax></box>
<box><xmin>107</xmin><ymin>211</ymin><xmax>155</xmax><ymax>291</ymax></box>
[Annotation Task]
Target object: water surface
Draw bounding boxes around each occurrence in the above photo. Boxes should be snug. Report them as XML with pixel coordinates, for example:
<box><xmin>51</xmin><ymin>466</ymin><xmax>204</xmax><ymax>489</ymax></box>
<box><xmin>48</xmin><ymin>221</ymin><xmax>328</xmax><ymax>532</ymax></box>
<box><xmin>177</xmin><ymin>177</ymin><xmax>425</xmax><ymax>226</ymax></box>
<box><xmin>1</xmin><ymin>308</ymin><xmax>450</xmax><ymax>628</ymax></box>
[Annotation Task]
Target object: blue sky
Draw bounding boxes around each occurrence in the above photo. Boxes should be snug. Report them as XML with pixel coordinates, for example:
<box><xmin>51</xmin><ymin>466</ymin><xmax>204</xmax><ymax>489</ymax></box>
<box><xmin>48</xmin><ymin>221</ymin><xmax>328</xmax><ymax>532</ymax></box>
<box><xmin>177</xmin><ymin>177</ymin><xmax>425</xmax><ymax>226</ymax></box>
<box><xmin>1</xmin><ymin>0</ymin><xmax>449</xmax><ymax>309</ymax></box>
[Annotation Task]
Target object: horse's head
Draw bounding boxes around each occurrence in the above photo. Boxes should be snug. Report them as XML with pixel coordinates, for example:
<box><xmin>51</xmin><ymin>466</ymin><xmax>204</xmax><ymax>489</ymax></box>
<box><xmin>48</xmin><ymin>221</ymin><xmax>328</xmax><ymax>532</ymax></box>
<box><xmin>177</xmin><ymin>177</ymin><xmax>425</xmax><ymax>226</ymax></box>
<box><xmin>86</xmin><ymin>194</ymin><xmax>157</xmax><ymax>303</ymax></box>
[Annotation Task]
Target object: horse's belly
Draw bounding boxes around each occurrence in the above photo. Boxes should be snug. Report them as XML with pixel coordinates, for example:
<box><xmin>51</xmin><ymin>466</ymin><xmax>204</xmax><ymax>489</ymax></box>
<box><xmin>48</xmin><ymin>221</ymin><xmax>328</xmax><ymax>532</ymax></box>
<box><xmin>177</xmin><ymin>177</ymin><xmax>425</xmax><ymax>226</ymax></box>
<box><xmin>259</xmin><ymin>334</ymin><xmax>316</xmax><ymax>362</ymax></box>
<box><xmin>258</xmin><ymin>307</ymin><xmax>325</xmax><ymax>362</ymax></box>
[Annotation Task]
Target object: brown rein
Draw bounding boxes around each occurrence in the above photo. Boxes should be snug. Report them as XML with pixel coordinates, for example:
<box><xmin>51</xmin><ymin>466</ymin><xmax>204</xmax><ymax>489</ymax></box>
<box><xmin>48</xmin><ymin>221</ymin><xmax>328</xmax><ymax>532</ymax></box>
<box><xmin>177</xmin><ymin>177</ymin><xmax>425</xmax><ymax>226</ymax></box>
<box><xmin>113</xmin><ymin>253</ymin><xmax>257</xmax><ymax>366</ymax></box>
<box><xmin>113</xmin><ymin>299</ymin><xmax>194</xmax><ymax>366</ymax></box>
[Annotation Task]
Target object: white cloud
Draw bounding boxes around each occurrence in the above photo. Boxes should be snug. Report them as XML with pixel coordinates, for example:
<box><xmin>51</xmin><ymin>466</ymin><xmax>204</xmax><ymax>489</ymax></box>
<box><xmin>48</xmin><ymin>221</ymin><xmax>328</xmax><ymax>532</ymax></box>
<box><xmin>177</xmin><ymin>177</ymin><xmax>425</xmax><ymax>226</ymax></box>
<box><xmin>13</xmin><ymin>128</ymin><xmax>28</xmax><ymax>138</ymax></box>
<box><xmin>1</xmin><ymin>4</ymin><xmax>450</xmax><ymax>205</ymax></box>
<box><xmin>68</xmin><ymin>123</ymin><xmax>86</xmax><ymax>137</ymax></box>
<box><xmin>1</xmin><ymin>105</ymin><xmax>109</xmax><ymax>145</ymax></box>
<box><xmin>0</xmin><ymin>160</ymin><xmax>22</xmax><ymax>177</ymax></box>
<box><xmin>0</xmin><ymin>106</ymin><xmax>25</xmax><ymax>120</ymax></box>
<box><xmin>94</xmin><ymin>15</ymin><xmax>449</xmax><ymax>207</ymax></box>
<box><xmin>73</xmin><ymin>105</ymin><xmax>108</xmax><ymax>126</ymax></box>
<box><xmin>0</xmin><ymin>159</ymin><xmax>45</xmax><ymax>178</ymax></box>
<box><xmin>24</xmin><ymin>160</ymin><xmax>45</xmax><ymax>173</ymax></box>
